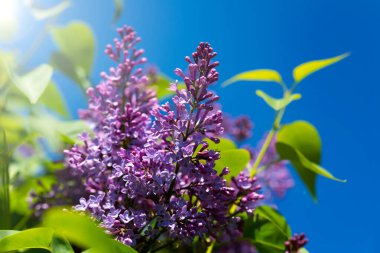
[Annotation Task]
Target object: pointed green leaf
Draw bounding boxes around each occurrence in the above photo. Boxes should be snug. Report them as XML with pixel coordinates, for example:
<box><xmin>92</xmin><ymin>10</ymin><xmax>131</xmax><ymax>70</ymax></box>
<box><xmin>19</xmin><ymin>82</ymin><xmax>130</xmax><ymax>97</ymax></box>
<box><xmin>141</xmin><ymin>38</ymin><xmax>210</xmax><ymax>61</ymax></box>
<box><xmin>0</xmin><ymin>227</ymin><xmax>54</xmax><ymax>252</ymax></box>
<box><xmin>51</xmin><ymin>22</ymin><xmax>95</xmax><ymax>77</ymax></box>
<box><xmin>244</xmin><ymin>206</ymin><xmax>291</xmax><ymax>253</ymax></box>
<box><xmin>25</xmin><ymin>0</ymin><xmax>71</xmax><ymax>20</ymax></box>
<box><xmin>52</xmin><ymin>234</ymin><xmax>75</xmax><ymax>253</ymax></box>
<box><xmin>299</xmin><ymin>248</ymin><xmax>310</xmax><ymax>253</ymax></box>
<box><xmin>10</xmin><ymin>64</ymin><xmax>53</xmax><ymax>104</ymax></box>
<box><xmin>50</xmin><ymin>52</ymin><xmax>90</xmax><ymax>90</ymax></box>
<box><xmin>293</xmin><ymin>53</ymin><xmax>349</xmax><ymax>83</ymax></box>
<box><xmin>256</xmin><ymin>90</ymin><xmax>301</xmax><ymax>111</ymax></box>
<box><xmin>276</xmin><ymin>121</ymin><xmax>346</xmax><ymax>200</ymax></box>
<box><xmin>39</xmin><ymin>81</ymin><xmax>69</xmax><ymax>117</ymax></box>
<box><xmin>222</xmin><ymin>69</ymin><xmax>283</xmax><ymax>87</ymax></box>
<box><xmin>277</xmin><ymin>142</ymin><xmax>346</xmax><ymax>183</ymax></box>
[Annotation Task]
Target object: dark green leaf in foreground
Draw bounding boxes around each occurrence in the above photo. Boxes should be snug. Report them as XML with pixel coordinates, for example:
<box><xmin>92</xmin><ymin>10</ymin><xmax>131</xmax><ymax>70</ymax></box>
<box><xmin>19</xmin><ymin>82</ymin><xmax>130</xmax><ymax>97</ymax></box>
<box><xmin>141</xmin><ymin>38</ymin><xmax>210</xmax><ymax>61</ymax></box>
<box><xmin>0</xmin><ymin>227</ymin><xmax>54</xmax><ymax>252</ymax></box>
<box><xmin>0</xmin><ymin>230</ymin><xmax>18</xmax><ymax>240</ymax></box>
<box><xmin>0</xmin><ymin>129</ymin><xmax>10</xmax><ymax>229</ymax></box>
<box><xmin>244</xmin><ymin>206</ymin><xmax>291</xmax><ymax>253</ymax></box>
<box><xmin>43</xmin><ymin>209</ymin><xmax>137</xmax><ymax>253</ymax></box>
<box><xmin>51</xmin><ymin>234</ymin><xmax>74</xmax><ymax>253</ymax></box>
<box><xmin>276</xmin><ymin>121</ymin><xmax>346</xmax><ymax>200</ymax></box>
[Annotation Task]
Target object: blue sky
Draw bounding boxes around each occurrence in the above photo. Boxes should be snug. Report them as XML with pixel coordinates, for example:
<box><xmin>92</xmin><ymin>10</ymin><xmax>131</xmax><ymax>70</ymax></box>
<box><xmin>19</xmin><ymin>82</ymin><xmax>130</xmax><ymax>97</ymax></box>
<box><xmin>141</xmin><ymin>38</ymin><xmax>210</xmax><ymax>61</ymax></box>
<box><xmin>6</xmin><ymin>0</ymin><xmax>379</xmax><ymax>252</ymax></box>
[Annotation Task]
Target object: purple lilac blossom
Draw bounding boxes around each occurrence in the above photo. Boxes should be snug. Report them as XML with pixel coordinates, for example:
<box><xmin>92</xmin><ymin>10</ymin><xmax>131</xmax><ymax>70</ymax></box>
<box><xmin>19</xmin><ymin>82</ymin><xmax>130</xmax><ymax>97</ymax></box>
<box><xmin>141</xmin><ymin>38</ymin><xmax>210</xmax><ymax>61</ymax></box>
<box><xmin>29</xmin><ymin>166</ymin><xmax>87</xmax><ymax>217</ymax></box>
<box><xmin>215</xmin><ymin>239</ymin><xmax>257</xmax><ymax>253</ymax></box>
<box><xmin>63</xmin><ymin>27</ymin><xmax>263</xmax><ymax>252</ymax></box>
<box><xmin>223</xmin><ymin>115</ymin><xmax>253</xmax><ymax>142</ymax></box>
<box><xmin>285</xmin><ymin>233</ymin><xmax>308</xmax><ymax>253</ymax></box>
<box><xmin>252</xmin><ymin>134</ymin><xmax>294</xmax><ymax>200</ymax></box>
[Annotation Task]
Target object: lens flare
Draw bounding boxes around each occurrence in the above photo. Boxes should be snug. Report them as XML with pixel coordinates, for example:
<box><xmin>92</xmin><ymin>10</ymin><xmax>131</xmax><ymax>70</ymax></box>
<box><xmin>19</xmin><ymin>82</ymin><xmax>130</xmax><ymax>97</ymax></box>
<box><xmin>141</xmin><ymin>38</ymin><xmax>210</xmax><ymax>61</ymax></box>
<box><xmin>0</xmin><ymin>0</ymin><xmax>19</xmax><ymax>42</ymax></box>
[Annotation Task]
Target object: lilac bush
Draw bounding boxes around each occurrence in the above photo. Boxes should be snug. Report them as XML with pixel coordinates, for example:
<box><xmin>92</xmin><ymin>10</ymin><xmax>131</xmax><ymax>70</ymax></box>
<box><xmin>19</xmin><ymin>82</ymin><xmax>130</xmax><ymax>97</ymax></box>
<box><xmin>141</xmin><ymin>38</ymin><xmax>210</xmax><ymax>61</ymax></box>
<box><xmin>0</xmin><ymin>3</ymin><xmax>349</xmax><ymax>252</ymax></box>
<box><xmin>63</xmin><ymin>26</ymin><xmax>263</xmax><ymax>251</ymax></box>
<box><xmin>21</xmin><ymin>21</ymin><xmax>352</xmax><ymax>253</ymax></box>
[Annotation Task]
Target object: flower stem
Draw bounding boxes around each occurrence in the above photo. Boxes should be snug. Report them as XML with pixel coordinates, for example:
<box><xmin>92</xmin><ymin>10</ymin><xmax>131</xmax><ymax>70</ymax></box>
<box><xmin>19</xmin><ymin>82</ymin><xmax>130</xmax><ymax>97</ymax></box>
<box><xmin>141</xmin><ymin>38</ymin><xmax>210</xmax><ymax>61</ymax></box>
<box><xmin>250</xmin><ymin>108</ymin><xmax>285</xmax><ymax>177</ymax></box>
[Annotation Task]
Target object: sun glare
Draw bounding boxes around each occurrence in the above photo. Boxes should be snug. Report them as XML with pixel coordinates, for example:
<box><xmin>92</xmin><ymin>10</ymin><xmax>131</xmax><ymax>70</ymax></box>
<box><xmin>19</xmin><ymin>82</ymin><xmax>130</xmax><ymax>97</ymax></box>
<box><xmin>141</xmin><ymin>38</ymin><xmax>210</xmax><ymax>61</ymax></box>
<box><xmin>0</xmin><ymin>0</ymin><xmax>19</xmax><ymax>42</ymax></box>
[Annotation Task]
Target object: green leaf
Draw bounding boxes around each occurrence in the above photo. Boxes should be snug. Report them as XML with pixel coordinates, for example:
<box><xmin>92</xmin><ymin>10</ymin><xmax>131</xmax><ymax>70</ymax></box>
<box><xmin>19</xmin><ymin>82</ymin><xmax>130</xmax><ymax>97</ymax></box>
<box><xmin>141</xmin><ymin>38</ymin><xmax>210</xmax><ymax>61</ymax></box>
<box><xmin>150</xmin><ymin>75</ymin><xmax>174</xmax><ymax>99</ymax></box>
<box><xmin>215</xmin><ymin>149</ymin><xmax>250</xmax><ymax>179</ymax></box>
<box><xmin>0</xmin><ymin>129</ymin><xmax>10</xmax><ymax>229</ymax></box>
<box><xmin>0</xmin><ymin>230</ymin><xmax>18</xmax><ymax>240</ymax></box>
<box><xmin>293</xmin><ymin>53</ymin><xmax>349</xmax><ymax>83</ymax></box>
<box><xmin>244</xmin><ymin>206</ymin><xmax>291</xmax><ymax>253</ymax></box>
<box><xmin>256</xmin><ymin>90</ymin><xmax>301</xmax><ymax>111</ymax></box>
<box><xmin>0</xmin><ymin>115</ymin><xmax>26</xmax><ymax>149</ymax></box>
<box><xmin>43</xmin><ymin>209</ymin><xmax>137</xmax><ymax>253</ymax></box>
<box><xmin>113</xmin><ymin>0</ymin><xmax>123</xmax><ymax>24</ymax></box>
<box><xmin>222</xmin><ymin>69</ymin><xmax>283</xmax><ymax>87</ymax></box>
<box><xmin>43</xmin><ymin>209</ymin><xmax>110</xmax><ymax>252</ymax></box>
<box><xmin>299</xmin><ymin>248</ymin><xmax>310</xmax><ymax>253</ymax></box>
<box><xmin>277</xmin><ymin>143</ymin><xmax>346</xmax><ymax>183</ymax></box>
<box><xmin>55</xmin><ymin>120</ymin><xmax>91</xmax><ymax>143</ymax></box>
<box><xmin>82</xmin><ymin>240</ymin><xmax>138</xmax><ymax>253</ymax></box>
<box><xmin>25</xmin><ymin>0</ymin><xmax>71</xmax><ymax>20</ymax></box>
<box><xmin>0</xmin><ymin>227</ymin><xmax>54</xmax><ymax>252</ymax></box>
<box><xmin>51</xmin><ymin>22</ymin><xmax>95</xmax><ymax>78</ymax></box>
<box><xmin>52</xmin><ymin>234</ymin><xmax>75</xmax><ymax>253</ymax></box>
<box><xmin>205</xmin><ymin>137</ymin><xmax>237</xmax><ymax>151</ymax></box>
<box><xmin>10</xmin><ymin>64</ymin><xmax>53</xmax><ymax>104</ymax></box>
<box><xmin>50</xmin><ymin>52</ymin><xmax>91</xmax><ymax>91</ymax></box>
<box><xmin>0</xmin><ymin>51</ymin><xmax>15</xmax><ymax>86</ymax></box>
<box><xmin>276</xmin><ymin>121</ymin><xmax>346</xmax><ymax>200</ymax></box>
<box><xmin>10</xmin><ymin>175</ymin><xmax>56</xmax><ymax>215</ymax></box>
<box><xmin>39</xmin><ymin>81</ymin><xmax>69</xmax><ymax>118</ymax></box>
<box><xmin>194</xmin><ymin>138</ymin><xmax>243</xmax><ymax>180</ymax></box>
<box><xmin>29</xmin><ymin>115</ymin><xmax>91</xmax><ymax>151</ymax></box>
<box><xmin>107</xmin><ymin>239</ymin><xmax>139</xmax><ymax>253</ymax></box>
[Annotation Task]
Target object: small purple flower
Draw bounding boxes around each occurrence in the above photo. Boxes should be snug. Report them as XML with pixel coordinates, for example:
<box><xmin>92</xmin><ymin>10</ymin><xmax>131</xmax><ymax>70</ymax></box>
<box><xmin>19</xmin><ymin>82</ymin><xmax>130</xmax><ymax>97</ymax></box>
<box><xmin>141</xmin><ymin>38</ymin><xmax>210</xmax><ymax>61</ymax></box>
<box><xmin>252</xmin><ymin>134</ymin><xmax>294</xmax><ymax>200</ymax></box>
<box><xmin>223</xmin><ymin>115</ymin><xmax>253</xmax><ymax>142</ymax></box>
<box><xmin>285</xmin><ymin>233</ymin><xmax>308</xmax><ymax>253</ymax></box>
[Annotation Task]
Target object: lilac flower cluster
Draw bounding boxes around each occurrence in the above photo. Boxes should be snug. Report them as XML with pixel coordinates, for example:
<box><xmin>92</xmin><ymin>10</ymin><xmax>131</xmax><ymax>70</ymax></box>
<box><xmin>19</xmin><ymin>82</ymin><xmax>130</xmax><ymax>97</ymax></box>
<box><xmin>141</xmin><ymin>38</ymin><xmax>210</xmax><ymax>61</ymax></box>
<box><xmin>63</xmin><ymin>27</ymin><xmax>263</xmax><ymax>251</ymax></box>
<box><xmin>285</xmin><ymin>233</ymin><xmax>308</xmax><ymax>253</ymax></box>
<box><xmin>223</xmin><ymin>115</ymin><xmax>253</xmax><ymax>142</ymax></box>
<box><xmin>29</xmin><ymin>166</ymin><xmax>87</xmax><ymax>217</ymax></box>
<box><xmin>252</xmin><ymin>134</ymin><xmax>294</xmax><ymax>200</ymax></box>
